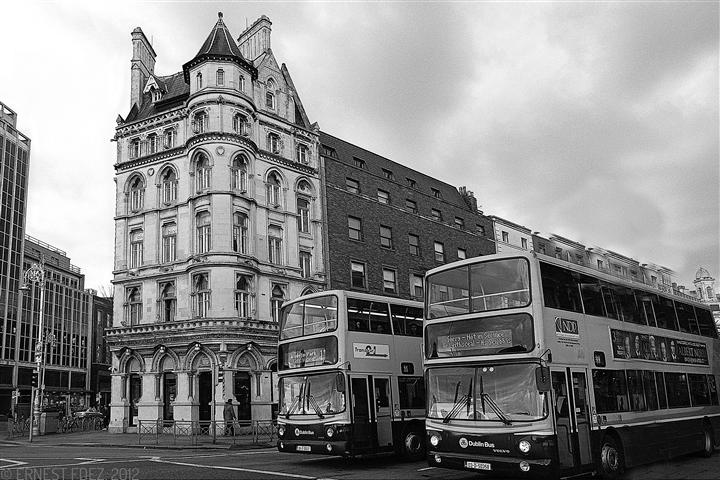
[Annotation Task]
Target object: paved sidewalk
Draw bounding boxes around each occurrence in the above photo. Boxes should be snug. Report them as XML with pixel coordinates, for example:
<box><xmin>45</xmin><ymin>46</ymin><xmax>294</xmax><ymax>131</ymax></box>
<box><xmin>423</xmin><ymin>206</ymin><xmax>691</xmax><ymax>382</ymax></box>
<box><xmin>4</xmin><ymin>430</ymin><xmax>275</xmax><ymax>450</ymax></box>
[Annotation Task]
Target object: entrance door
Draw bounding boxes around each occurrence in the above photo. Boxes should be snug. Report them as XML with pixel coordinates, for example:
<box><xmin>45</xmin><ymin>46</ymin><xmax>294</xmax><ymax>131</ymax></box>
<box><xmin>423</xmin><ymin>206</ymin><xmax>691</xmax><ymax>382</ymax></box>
<box><xmin>234</xmin><ymin>372</ymin><xmax>251</xmax><ymax>421</ymax></box>
<box><xmin>570</xmin><ymin>369</ymin><xmax>592</xmax><ymax>465</ymax></box>
<box><xmin>551</xmin><ymin>367</ymin><xmax>593</xmax><ymax>469</ymax></box>
<box><xmin>162</xmin><ymin>373</ymin><xmax>176</xmax><ymax>422</ymax></box>
<box><xmin>350</xmin><ymin>377</ymin><xmax>372</xmax><ymax>450</ymax></box>
<box><xmin>372</xmin><ymin>376</ymin><xmax>393</xmax><ymax>449</ymax></box>
<box><xmin>128</xmin><ymin>374</ymin><xmax>142</xmax><ymax>427</ymax></box>
<box><xmin>198</xmin><ymin>371</ymin><xmax>212</xmax><ymax>422</ymax></box>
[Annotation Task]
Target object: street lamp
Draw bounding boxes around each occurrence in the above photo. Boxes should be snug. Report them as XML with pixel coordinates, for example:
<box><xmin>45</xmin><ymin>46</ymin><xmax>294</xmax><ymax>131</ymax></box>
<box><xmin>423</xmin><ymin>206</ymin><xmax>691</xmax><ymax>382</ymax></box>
<box><xmin>19</xmin><ymin>257</ymin><xmax>46</xmax><ymax>442</ymax></box>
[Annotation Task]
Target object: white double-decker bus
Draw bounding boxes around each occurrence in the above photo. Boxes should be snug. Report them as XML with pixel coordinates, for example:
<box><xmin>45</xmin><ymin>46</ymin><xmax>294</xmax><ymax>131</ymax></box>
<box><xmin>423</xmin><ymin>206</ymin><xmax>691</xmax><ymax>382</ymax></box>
<box><xmin>276</xmin><ymin>290</ymin><xmax>426</xmax><ymax>459</ymax></box>
<box><xmin>423</xmin><ymin>251</ymin><xmax>720</xmax><ymax>478</ymax></box>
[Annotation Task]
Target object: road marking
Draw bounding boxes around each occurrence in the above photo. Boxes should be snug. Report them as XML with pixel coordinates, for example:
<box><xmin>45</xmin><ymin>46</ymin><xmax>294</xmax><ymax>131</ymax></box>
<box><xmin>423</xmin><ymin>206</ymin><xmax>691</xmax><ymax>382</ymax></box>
<box><xmin>75</xmin><ymin>458</ymin><xmax>105</xmax><ymax>464</ymax></box>
<box><xmin>0</xmin><ymin>459</ymin><xmax>28</xmax><ymax>469</ymax></box>
<box><xmin>151</xmin><ymin>458</ymin><xmax>316</xmax><ymax>479</ymax></box>
<box><xmin>417</xmin><ymin>466</ymin><xmax>435</xmax><ymax>471</ymax></box>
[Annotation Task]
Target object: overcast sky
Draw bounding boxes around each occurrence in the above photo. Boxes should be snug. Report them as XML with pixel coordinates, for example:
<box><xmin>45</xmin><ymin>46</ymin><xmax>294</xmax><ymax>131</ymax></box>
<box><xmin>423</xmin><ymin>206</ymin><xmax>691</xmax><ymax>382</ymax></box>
<box><xmin>1</xmin><ymin>1</ymin><xmax>717</xmax><ymax>291</ymax></box>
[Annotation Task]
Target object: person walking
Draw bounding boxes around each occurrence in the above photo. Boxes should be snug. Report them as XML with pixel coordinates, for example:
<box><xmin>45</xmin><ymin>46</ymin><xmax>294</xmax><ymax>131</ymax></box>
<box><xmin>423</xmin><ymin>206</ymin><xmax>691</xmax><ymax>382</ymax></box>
<box><xmin>223</xmin><ymin>398</ymin><xmax>237</xmax><ymax>436</ymax></box>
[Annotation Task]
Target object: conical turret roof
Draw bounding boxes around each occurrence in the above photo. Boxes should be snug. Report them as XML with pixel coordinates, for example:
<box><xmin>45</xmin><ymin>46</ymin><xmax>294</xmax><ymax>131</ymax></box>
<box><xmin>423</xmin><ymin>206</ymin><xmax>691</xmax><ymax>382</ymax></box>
<box><xmin>183</xmin><ymin>12</ymin><xmax>256</xmax><ymax>82</ymax></box>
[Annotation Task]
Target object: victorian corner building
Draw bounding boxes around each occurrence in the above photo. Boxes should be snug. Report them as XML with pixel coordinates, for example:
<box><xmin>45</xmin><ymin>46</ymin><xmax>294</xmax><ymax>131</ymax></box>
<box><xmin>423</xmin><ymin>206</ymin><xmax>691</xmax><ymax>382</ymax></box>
<box><xmin>107</xmin><ymin>14</ymin><xmax>325</xmax><ymax>431</ymax></box>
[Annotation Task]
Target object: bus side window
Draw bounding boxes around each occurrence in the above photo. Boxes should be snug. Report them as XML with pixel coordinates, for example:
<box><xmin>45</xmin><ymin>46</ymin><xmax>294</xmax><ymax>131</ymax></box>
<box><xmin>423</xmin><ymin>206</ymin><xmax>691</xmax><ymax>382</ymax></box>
<box><xmin>369</xmin><ymin>301</ymin><xmax>390</xmax><ymax>334</ymax></box>
<box><xmin>348</xmin><ymin>298</ymin><xmax>370</xmax><ymax>332</ymax></box>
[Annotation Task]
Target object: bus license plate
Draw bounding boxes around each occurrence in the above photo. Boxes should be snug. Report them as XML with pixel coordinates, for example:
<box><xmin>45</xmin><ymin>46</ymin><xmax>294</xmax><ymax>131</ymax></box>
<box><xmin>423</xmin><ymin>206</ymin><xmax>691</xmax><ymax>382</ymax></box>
<box><xmin>296</xmin><ymin>445</ymin><xmax>311</xmax><ymax>452</ymax></box>
<box><xmin>465</xmin><ymin>461</ymin><xmax>491</xmax><ymax>471</ymax></box>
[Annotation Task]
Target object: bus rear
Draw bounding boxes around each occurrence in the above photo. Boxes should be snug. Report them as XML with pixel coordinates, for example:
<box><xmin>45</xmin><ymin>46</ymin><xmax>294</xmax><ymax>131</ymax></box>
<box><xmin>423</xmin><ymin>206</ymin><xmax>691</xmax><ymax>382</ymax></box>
<box><xmin>423</xmin><ymin>253</ymin><xmax>557</xmax><ymax>477</ymax></box>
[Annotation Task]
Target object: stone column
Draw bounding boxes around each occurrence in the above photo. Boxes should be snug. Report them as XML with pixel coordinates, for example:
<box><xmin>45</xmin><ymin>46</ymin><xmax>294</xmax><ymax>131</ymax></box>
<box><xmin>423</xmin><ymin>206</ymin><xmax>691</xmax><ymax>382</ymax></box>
<box><xmin>108</xmin><ymin>373</ymin><xmax>127</xmax><ymax>434</ymax></box>
<box><xmin>172</xmin><ymin>370</ymin><xmax>196</xmax><ymax>423</ymax></box>
<box><xmin>137</xmin><ymin>372</ymin><xmax>162</xmax><ymax>430</ymax></box>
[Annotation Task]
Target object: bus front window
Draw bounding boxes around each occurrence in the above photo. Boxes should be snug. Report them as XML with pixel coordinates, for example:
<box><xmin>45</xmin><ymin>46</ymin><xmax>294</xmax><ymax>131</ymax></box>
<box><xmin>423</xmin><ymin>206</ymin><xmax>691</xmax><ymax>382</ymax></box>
<box><xmin>279</xmin><ymin>372</ymin><xmax>346</xmax><ymax>417</ymax></box>
<box><xmin>280</xmin><ymin>295</ymin><xmax>338</xmax><ymax>339</ymax></box>
<box><xmin>427</xmin><ymin>364</ymin><xmax>547</xmax><ymax>423</ymax></box>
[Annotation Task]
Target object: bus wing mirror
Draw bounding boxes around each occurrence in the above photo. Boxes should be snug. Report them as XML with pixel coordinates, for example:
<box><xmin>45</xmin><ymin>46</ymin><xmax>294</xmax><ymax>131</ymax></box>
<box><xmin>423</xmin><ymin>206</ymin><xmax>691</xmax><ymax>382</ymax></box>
<box><xmin>535</xmin><ymin>366</ymin><xmax>551</xmax><ymax>392</ymax></box>
<box><xmin>336</xmin><ymin>373</ymin><xmax>346</xmax><ymax>393</ymax></box>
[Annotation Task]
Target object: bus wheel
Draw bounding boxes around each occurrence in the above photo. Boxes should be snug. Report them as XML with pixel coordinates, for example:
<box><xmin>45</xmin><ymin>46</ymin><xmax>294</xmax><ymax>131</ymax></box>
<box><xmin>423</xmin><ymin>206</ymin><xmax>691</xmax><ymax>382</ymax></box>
<box><xmin>599</xmin><ymin>436</ymin><xmax>624</xmax><ymax>479</ymax></box>
<box><xmin>701</xmin><ymin>425</ymin><xmax>714</xmax><ymax>457</ymax></box>
<box><xmin>401</xmin><ymin>428</ymin><xmax>425</xmax><ymax>461</ymax></box>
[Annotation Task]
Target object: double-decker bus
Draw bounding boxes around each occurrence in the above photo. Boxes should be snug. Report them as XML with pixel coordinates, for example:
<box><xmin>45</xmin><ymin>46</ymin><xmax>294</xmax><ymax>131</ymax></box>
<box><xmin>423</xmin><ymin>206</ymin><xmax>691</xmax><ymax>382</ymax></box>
<box><xmin>423</xmin><ymin>251</ymin><xmax>720</xmax><ymax>478</ymax></box>
<box><xmin>276</xmin><ymin>290</ymin><xmax>426</xmax><ymax>459</ymax></box>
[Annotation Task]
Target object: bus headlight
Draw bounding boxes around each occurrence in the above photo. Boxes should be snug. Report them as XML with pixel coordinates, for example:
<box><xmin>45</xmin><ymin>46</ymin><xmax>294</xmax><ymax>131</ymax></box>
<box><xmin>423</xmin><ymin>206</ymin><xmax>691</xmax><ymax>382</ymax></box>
<box><xmin>519</xmin><ymin>440</ymin><xmax>531</xmax><ymax>454</ymax></box>
<box><xmin>430</xmin><ymin>434</ymin><xmax>441</xmax><ymax>447</ymax></box>
<box><xmin>326</xmin><ymin>426</ymin><xmax>335</xmax><ymax>438</ymax></box>
<box><xmin>278</xmin><ymin>426</ymin><xmax>285</xmax><ymax>437</ymax></box>
<box><xmin>519</xmin><ymin>461</ymin><xmax>530</xmax><ymax>472</ymax></box>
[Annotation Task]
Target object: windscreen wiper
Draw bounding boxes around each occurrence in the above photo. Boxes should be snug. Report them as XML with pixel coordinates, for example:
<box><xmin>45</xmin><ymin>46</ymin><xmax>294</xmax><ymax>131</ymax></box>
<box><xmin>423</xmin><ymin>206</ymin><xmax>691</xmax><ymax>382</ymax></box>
<box><xmin>443</xmin><ymin>394</ymin><xmax>469</xmax><ymax>424</ymax></box>
<box><xmin>306</xmin><ymin>381</ymin><xmax>325</xmax><ymax>419</ymax></box>
<box><xmin>285</xmin><ymin>382</ymin><xmax>304</xmax><ymax>419</ymax></box>
<box><xmin>481</xmin><ymin>392</ymin><xmax>512</xmax><ymax>425</ymax></box>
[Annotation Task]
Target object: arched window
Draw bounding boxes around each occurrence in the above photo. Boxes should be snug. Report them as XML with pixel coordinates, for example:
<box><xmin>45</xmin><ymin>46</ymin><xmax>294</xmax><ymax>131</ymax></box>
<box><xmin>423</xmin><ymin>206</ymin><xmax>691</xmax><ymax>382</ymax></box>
<box><xmin>231</xmin><ymin>155</ymin><xmax>248</xmax><ymax>192</ymax></box>
<box><xmin>125</xmin><ymin>286</ymin><xmax>142</xmax><ymax>326</ymax></box>
<box><xmin>266</xmin><ymin>78</ymin><xmax>276</xmax><ymax>110</ymax></box>
<box><xmin>297</xmin><ymin>198</ymin><xmax>310</xmax><ymax>234</ymax></box>
<box><xmin>232</xmin><ymin>113</ymin><xmax>250</xmax><ymax>136</ymax></box>
<box><xmin>152</xmin><ymin>89</ymin><xmax>162</xmax><ymax>103</ymax></box>
<box><xmin>193</xmin><ymin>111</ymin><xmax>208</xmax><ymax>134</ymax></box>
<box><xmin>270</xmin><ymin>284</ymin><xmax>285</xmax><ymax>322</ymax></box>
<box><xmin>159</xmin><ymin>281</ymin><xmax>176</xmax><ymax>323</ymax></box>
<box><xmin>268</xmin><ymin>225</ymin><xmax>283</xmax><ymax>265</ymax></box>
<box><xmin>233</xmin><ymin>212</ymin><xmax>248</xmax><ymax>254</ymax></box>
<box><xmin>216</xmin><ymin>69</ymin><xmax>224</xmax><ymax>86</ymax></box>
<box><xmin>239</xmin><ymin>75</ymin><xmax>245</xmax><ymax>92</ymax></box>
<box><xmin>161</xmin><ymin>222</ymin><xmax>176</xmax><ymax>263</ymax></box>
<box><xmin>267</xmin><ymin>132</ymin><xmax>281</xmax><ymax>154</ymax></box>
<box><xmin>196</xmin><ymin>211</ymin><xmax>211</xmax><ymax>253</ymax></box>
<box><xmin>195</xmin><ymin>152</ymin><xmax>211</xmax><ymax>191</ymax></box>
<box><xmin>196</xmin><ymin>72</ymin><xmax>203</xmax><ymax>90</ymax></box>
<box><xmin>708</xmin><ymin>287</ymin><xmax>714</xmax><ymax>300</ymax></box>
<box><xmin>147</xmin><ymin>133</ymin><xmax>158</xmax><ymax>154</ymax></box>
<box><xmin>296</xmin><ymin>144</ymin><xmax>309</xmax><ymax>164</ymax></box>
<box><xmin>129</xmin><ymin>229</ymin><xmax>143</xmax><ymax>268</ymax></box>
<box><xmin>160</xmin><ymin>168</ymin><xmax>177</xmax><ymax>204</ymax></box>
<box><xmin>235</xmin><ymin>275</ymin><xmax>251</xmax><ymax>318</ymax></box>
<box><xmin>193</xmin><ymin>273</ymin><xmax>210</xmax><ymax>318</ymax></box>
<box><xmin>129</xmin><ymin>176</ymin><xmax>145</xmax><ymax>212</ymax></box>
<box><xmin>266</xmin><ymin>172</ymin><xmax>282</xmax><ymax>206</ymax></box>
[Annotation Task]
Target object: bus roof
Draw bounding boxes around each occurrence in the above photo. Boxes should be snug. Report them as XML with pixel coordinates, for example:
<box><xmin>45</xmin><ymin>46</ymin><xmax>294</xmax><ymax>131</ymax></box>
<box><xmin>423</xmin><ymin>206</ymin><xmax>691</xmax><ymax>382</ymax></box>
<box><xmin>281</xmin><ymin>289</ymin><xmax>423</xmax><ymax>310</ymax></box>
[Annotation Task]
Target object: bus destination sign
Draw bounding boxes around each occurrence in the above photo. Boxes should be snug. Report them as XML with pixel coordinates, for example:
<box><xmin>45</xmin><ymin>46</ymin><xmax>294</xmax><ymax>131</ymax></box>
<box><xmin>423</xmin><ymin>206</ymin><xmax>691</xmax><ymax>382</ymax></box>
<box><xmin>288</xmin><ymin>347</ymin><xmax>326</xmax><ymax>368</ymax></box>
<box><xmin>436</xmin><ymin>330</ymin><xmax>513</xmax><ymax>355</ymax></box>
<box><xmin>610</xmin><ymin>328</ymin><xmax>708</xmax><ymax>365</ymax></box>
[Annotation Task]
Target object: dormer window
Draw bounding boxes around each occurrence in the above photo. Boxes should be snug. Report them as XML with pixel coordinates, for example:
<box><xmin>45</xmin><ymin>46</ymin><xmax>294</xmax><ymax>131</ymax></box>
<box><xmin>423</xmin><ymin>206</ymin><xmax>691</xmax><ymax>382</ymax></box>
<box><xmin>216</xmin><ymin>69</ymin><xmax>224</xmax><ymax>86</ymax></box>
<box><xmin>152</xmin><ymin>89</ymin><xmax>162</xmax><ymax>102</ymax></box>
<box><xmin>196</xmin><ymin>72</ymin><xmax>203</xmax><ymax>90</ymax></box>
<box><xmin>266</xmin><ymin>78</ymin><xmax>276</xmax><ymax>110</ymax></box>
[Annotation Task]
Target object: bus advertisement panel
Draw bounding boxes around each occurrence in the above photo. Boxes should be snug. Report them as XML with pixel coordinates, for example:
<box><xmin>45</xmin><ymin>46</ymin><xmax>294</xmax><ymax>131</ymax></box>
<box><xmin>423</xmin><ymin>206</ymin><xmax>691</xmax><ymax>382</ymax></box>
<box><xmin>276</xmin><ymin>290</ymin><xmax>426</xmax><ymax>459</ymax></box>
<box><xmin>424</xmin><ymin>252</ymin><xmax>720</xmax><ymax>479</ymax></box>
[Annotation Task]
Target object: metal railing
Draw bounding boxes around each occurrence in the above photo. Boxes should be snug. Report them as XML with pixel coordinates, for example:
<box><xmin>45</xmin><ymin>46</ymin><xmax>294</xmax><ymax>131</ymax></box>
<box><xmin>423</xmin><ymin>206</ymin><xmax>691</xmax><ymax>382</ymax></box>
<box><xmin>137</xmin><ymin>419</ymin><xmax>276</xmax><ymax>446</ymax></box>
<box><xmin>6</xmin><ymin>417</ymin><xmax>31</xmax><ymax>439</ymax></box>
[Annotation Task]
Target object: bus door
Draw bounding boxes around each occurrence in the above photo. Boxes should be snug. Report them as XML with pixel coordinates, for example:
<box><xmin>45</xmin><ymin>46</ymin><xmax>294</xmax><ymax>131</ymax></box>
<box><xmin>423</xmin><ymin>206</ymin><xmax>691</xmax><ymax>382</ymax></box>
<box><xmin>350</xmin><ymin>376</ymin><xmax>373</xmax><ymax>450</ymax></box>
<box><xmin>551</xmin><ymin>367</ymin><xmax>593</xmax><ymax>469</ymax></box>
<box><xmin>372</xmin><ymin>376</ymin><xmax>393</xmax><ymax>448</ymax></box>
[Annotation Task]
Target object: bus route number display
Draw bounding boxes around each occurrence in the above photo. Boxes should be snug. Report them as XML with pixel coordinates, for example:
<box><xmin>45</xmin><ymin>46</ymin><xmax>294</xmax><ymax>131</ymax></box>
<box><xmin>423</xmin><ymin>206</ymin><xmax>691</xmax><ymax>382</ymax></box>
<box><xmin>610</xmin><ymin>328</ymin><xmax>708</xmax><ymax>365</ymax></box>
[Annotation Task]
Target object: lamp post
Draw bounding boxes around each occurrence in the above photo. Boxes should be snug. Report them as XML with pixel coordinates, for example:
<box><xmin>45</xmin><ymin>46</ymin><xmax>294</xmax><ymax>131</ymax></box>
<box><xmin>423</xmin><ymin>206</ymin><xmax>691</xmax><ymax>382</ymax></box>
<box><xmin>20</xmin><ymin>257</ymin><xmax>46</xmax><ymax>442</ymax></box>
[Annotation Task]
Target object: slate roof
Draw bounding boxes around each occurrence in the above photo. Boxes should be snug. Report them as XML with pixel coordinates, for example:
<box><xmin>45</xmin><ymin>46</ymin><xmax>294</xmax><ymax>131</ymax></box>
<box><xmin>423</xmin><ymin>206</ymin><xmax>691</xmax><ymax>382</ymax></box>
<box><xmin>125</xmin><ymin>72</ymin><xmax>188</xmax><ymax>123</ymax></box>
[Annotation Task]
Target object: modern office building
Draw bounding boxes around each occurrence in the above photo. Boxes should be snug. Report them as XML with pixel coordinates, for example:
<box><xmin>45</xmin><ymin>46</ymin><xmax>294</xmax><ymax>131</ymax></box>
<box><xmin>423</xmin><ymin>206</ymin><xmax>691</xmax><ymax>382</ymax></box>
<box><xmin>16</xmin><ymin>236</ymin><xmax>93</xmax><ymax>416</ymax></box>
<box><xmin>89</xmin><ymin>292</ymin><xmax>113</xmax><ymax>408</ymax></box>
<box><xmin>319</xmin><ymin>132</ymin><xmax>495</xmax><ymax>299</ymax></box>
<box><xmin>107</xmin><ymin>13</ymin><xmax>324</xmax><ymax>431</ymax></box>
<box><xmin>0</xmin><ymin>101</ymin><xmax>31</xmax><ymax>415</ymax></box>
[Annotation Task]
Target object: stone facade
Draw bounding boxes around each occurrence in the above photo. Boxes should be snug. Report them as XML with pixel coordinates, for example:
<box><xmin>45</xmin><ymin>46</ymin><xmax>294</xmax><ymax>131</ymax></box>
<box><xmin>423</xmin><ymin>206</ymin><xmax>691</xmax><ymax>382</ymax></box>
<box><xmin>107</xmin><ymin>14</ymin><xmax>324</xmax><ymax>432</ymax></box>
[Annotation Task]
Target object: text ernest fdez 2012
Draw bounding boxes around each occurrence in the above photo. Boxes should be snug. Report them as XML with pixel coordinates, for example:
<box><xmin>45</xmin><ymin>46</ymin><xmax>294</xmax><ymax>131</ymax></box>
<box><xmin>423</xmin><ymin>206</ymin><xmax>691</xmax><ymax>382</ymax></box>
<box><xmin>0</xmin><ymin>467</ymin><xmax>140</xmax><ymax>480</ymax></box>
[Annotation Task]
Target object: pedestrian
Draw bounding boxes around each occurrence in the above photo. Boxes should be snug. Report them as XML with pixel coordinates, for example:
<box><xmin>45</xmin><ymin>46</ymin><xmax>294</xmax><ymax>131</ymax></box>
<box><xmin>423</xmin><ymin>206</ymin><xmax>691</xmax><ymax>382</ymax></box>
<box><xmin>223</xmin><ymin>398</ymin><xmax>236</xmax><ymax>436</ymax></box>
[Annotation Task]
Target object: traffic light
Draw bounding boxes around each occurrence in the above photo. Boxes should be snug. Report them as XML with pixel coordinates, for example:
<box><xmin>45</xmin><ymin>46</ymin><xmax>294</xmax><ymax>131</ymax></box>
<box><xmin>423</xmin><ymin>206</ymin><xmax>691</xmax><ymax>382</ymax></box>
<box><xmin>31</xmin><ymin>369</ymin><xmax>39</xmax><ymax>388</ymax></box>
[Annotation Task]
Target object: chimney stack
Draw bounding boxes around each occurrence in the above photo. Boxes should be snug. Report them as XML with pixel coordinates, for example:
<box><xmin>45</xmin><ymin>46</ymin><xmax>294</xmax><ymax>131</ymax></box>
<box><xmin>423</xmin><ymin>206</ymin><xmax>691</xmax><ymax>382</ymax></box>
<box><xmin>130</xmin><ymin>27</ymin><xmax>157</xmax><ymax>109</ymax></box>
